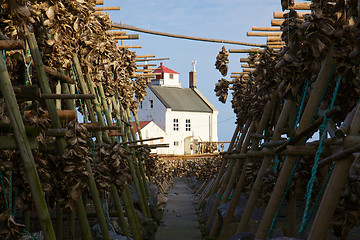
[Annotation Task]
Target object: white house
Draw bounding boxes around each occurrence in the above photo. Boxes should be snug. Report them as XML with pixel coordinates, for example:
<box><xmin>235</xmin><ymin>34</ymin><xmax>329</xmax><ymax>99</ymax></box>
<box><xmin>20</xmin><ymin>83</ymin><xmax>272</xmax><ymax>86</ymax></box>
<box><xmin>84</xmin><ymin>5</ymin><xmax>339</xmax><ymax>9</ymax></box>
<box><xmin>136</xmin><ymin>62</ymin><xmax>218</xmax><ymax>155</ymax></box>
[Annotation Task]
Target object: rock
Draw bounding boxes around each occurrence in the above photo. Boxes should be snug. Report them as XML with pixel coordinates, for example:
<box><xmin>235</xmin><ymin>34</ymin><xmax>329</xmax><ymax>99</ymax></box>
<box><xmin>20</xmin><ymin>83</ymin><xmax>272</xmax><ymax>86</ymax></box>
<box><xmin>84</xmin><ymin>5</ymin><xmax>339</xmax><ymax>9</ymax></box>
<box><xmin>157</xmin><ymin>192</ymin><xmax>168</xmax><ymax>209</ymax></box>
<box><xmin>135</xmin><ymin>209</ymin><xmax>157</xmax><ymax>240</ymax></box>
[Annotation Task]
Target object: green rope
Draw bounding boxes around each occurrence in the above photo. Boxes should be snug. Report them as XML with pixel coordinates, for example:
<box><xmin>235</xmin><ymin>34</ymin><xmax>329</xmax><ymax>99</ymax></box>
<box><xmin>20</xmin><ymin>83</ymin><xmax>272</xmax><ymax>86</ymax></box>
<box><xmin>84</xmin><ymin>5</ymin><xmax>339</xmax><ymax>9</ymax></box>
<box><xmin>298</xmin><ymin>162</ymin><xmax>336</xmax><ymax>235</ymax></box>
<box><xmin>9</xmin><ymin>171</ymin><xmax>12</xmax><ymax>214</ymax></box>
<box><xmin>269</xmin><ymin>79</ymin><xmax>310</xmax><ymax>235</ymax></box>
<box><xmin>101</xmin><ymin>197</ymin><xmax>114</xmax><ymax>231</ymax></box>
<box><xmin>22</xmin><ymin>230</ymin><xmax>39</xmax><ymax>240</ymax></box>
<box><xmin>0</xmin><ymin>169</ymin><xmax>9</xmax><ymax>209</ymax></box>
<box><xmin>299</xmin><ymin>75</ymin><xmax>341</xmax><ymax>234</ymax></box>
<box><xmin>269</xmin><ymin>157</ymin><xmax>301</xmax><ymax>237</ymax></box>
<box><xmin>25</xmin><ymin>49</ymin><xmax>32</xmax><ymax>85</ymax></box>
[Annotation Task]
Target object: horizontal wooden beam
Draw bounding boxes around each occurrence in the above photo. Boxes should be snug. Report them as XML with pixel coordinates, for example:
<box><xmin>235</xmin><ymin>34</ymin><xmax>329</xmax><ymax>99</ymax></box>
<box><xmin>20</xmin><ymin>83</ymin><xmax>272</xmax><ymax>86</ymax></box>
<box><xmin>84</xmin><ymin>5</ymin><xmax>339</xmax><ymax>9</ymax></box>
<box><xmin>95</xmin><ymin>6</ymin><xmax>121</xmax><ymax>11</ymax></box>
<box><xmin>267</xmin><ymin>41</ymin><xmax>285</xmax><ymax>45</ymax></box>
<box><xmin>108</xmin><ymin>31</ymin><xmax>127</xmax><ymax>35</ymax></box>
<box><xmin>267</xmin><ymin>36</ymin><xmax>282</xmax><ymax>42</ymax></box>
<box><xmin>291</xmin><ymin>2</ymin><xmax>311</xmax><ymax>10</ymax></box>
<box><xmin>0</xmin><ymin>136</ymin><xmax>38</xmax><ymax>150</ymax></box>
<box><xmin>273</xmin><ymin>11</ymin><xmax>310</xmax><ymax>18</ymax></box>
<box><xmin>136</xmin><ymin>57</ymin><xmax>169</xmax><ymax>62</ymax></box>
<box><xmin>136</xmin><ymin>55</ymin><xmax>156</xmax><ymax>58</ymax></box>
<box><xmin>112</xmin><ymin>22</ymin><xmax>266</xmax><ymax>47</ymax></box>
<box><xmin>0</xmin><ymin>40</ymin><xmax>24</xmax><ymax>50</ymax></box>
<box><xmin>114</xmin><ymin>34</ymin><xmax>139</xmax><ymax>40</ymax></box>
<box><xmin>247</xmin><ymin>31</ymin><xmax>282</xmax><ymax>37</ymax></box>
<box><xmin>271</xmin><ymin>19</ymin><xmax>285</xmax><ymax>26</ymax></box>
<box><xmin>231</xmin><ymin>75</ymin><xmax>249</xmax><ymax>78</ymax></box>
<box><xmin>252</xmin><ymin>26</ymin><xmax>281</xmax><ymax>31</ymax></box>
<box><xmin>134</xmin><ymin>73</ymin><xmax>161</xmax><ymax>77</ymax></box>
<box><xmin>40</xmin><ymin>94</ymin><xmax>95</xmax><ymax>99</ymax></box>
<box><xmin>135</xmin><ymin>69</ymin><xmax>154</xmax><ymax>73</ymax></box>
<box><xmin>243</xmin><ymin>68</ymin><xmax>255</xmax><ymax>72</ymax></box>
<box><xmin>136</xmin><ymin>64</ymin><xmax>157</xmax><ymax>67</ymax></box>
<box><xmin>240</xmin><ymin>64</ymin><xmax>250</xmax><ymax>68</ymax></box>
<box><xmin>240</xmin><ymin>58</ymin><xmax>251</xmax><ymax>62</ymax></box>
<box><xmin>96</xmin><ymin>0</ymin><xmax>104</xmax><ymax>5</ymax></box>
<box><xmin>229</xmin><ymin>48</ymin><xmax>264</xmax><ymax>53</ymax></box>
<box><xmin>118</xmin><ymin>45</ymin><xmax>142</xmax><ymax>49</ymax></box>
<box><xmin>268</xmin><ymin>45</ymin><xmax>285</xmax><ymax>48</ymax></box>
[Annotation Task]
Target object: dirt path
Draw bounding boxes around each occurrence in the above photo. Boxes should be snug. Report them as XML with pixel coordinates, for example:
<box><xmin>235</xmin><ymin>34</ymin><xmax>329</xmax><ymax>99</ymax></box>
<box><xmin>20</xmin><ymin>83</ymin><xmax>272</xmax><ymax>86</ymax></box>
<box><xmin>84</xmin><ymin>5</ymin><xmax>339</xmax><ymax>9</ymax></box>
<box><xmin>155</xmin><ymin>177</ymin><xmax>202</xmax><ymax>240</ymax></box>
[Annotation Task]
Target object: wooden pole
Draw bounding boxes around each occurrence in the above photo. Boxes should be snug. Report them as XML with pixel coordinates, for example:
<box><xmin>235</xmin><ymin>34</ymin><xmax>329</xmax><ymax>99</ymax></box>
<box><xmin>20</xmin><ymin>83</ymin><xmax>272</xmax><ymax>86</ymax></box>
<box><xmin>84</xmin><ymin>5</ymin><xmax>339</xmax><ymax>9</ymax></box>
<box><xmin>255</xmin><ymin>46</ymin><xmax>336</xmax><ymax>239</ymax></box>
<box><xmin>112</xmin><ymin>22</ymin><xmax>266</xmax><ymax>47</ymax></box>
<box><xmin>122</xmin><ymin>186</ymin><xmax>143</xmax><ymax>240</ymax></box>
<box><xmin>0</xmin><ymin>48</ymin><xmax>56</xmax><ymax>240</ymax></box>
<box><xmin>95</xmin><ymin>6</ymin><xmax>121</xmax><ymax>11</ymax></box>
<box><xmin>72</xmin><ymin>54</ymin><xmax>103</xmax><ymax>142</ymax></box>
<box><xmin>229</xmin><ymin>48</ymin><xmax>264</xmax><ymax>53</ymax></box>
<box><xmin>0</xmin><ymin>39</ymin><xmax>24</xmax><ymax>50</ymax></box>
<box><xmin>247</xmin><ymin>32</ymin><xmax>282</xmax><ymax>37</ymax></box>
<box><xmin>236</xmin><ymin>94</ymin><xmax>298</xmax><ymax>232</ymax></box>
<box><xmin>110</xmin><ymin>185</ymin><xmax>131</xmax><ymax>237</ymax></box>
<box><xmin>308</xmin><ymin>106</ymin><xmax>360</xmax><ymax>239</ymax></box>
<box><xmin>206</xmin><ymin>121</ymin><xmax>256</xmax><ymax>227</ymax></box>
<box><xmin>252</xmin><ymin>26</ymin><xmax>281</xmax><ymax>31</ymax></box>
<box><xmin>214</xmin><ymin>92</ymin><xmax>279</xmax><ymax>237</ymax></box>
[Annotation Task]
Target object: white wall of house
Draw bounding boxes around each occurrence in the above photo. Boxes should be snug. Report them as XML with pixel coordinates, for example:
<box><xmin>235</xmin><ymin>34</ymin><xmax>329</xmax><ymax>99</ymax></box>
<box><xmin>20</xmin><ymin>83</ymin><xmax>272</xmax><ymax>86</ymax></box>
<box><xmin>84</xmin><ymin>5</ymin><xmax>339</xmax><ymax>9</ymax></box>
<box><xmin>137</xmin><ymin>87</ymin><xmax>167</xmax><ymax>131</ymax></box>
<box><xmin>137</xmin><ymin>121</ymin><xmax>169</xmax><ymax>154</ymax></box>
<box><xmin>163</xmin><ymin>73</ymin><xmax>181</xmax><ymax>87</ymax></box>
<box><xmin>164</xmin><ymin>110</ymin><xmax>217</xmax><ymax>155</ymax></box>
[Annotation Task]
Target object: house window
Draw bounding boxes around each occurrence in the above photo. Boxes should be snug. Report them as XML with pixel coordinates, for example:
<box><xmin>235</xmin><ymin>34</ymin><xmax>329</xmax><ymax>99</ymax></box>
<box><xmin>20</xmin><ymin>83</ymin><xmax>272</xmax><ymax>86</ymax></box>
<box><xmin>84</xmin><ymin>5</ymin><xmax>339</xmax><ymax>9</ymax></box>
<box><xmin>186</xmin><ymin>119</ymin><xmax>191</xmax><ymax>131</ymax></box>
<box><xmin>149</xmin><ymin>99</ymin><xmax>153</xmax><ymax>108</ymax></box>
<box><xmin>174</xmin><ymin>141</ymin><xmax>179</xmax><ymax>146</ymax></box>
<box><xmin>169</xmin><ymin>74</ymin><xmax>174</xmax><ymax>79</ymax></box>
<box><xmin>173</xmin><ymin>119</ymin><xmax>179</xmax><ymax>131</ymax></box>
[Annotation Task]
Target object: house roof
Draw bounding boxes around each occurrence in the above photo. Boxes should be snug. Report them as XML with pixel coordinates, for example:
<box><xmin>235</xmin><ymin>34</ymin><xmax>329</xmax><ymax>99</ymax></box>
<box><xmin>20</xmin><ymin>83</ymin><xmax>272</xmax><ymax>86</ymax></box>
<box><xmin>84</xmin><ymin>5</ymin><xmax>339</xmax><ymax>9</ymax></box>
<box><xmin>132</xmin><ymin>121</ymin><xmax>151</xmax><ymax>133</ymax></box>
<box><xmin>152</xmin><ymin>62</ymin><xmax>179</xmax><ymax>74</ymax></box>
<box><xmin>148</xmin><ymin>85</ymin><xmax>214</xmax><ymax>113</ymax></box>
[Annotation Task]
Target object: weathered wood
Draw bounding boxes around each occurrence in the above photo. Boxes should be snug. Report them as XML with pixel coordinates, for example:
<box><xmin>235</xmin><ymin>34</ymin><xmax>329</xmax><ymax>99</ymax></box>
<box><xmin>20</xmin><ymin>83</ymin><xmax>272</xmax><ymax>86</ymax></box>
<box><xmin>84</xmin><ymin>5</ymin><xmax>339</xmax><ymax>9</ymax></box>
<box><xmin>114</xmin><ymin>34</ymin><xmax>139</xmax><ymax>40</ymax></box>
<box><xmin>291</xmin><ymin>1</ymin><xmax>311</xmax><ymax>10</ymax></box>
<box><xmin>110</xmin><ymin>185</ymin><xmax>131</xmax><ymax>237</ymax></box>
<box><xmin>117</xmin><ymin>45</ymin><xmax>142</xmax><ymax>49</ymax></box>
<box><xmin>136</xmin><ymin>54</ymin><xmax>156</xmax><ymax>58</ymax></box>
<box><xmin>255</xmin><ymin>46</ymin><xmax>336</xmax><ymax>239</ymax></box>
<box><xmin>0</xmin><ymin>136</ymin><xmax>38</xmax><ymax>150</ymax></box>
<box><xmin>24</xmin><ymin>110</ymin><xmax>77</xmax><ymax>122</ymax></box>
<box><xmin>229</xmin><ymin>48</ymin><xmax>264</xmax><ymax>53</ymax></box>
<box><xmin>237</xmin><ymin>87</ymin><xmax>298</xmax><ymax>233</ymax></box>
<box><xmin>136</xmin><ymin>57</ymin><xmax>170</xmax><ymax>62</ymax></box>
<box><xmin>273</xmin><ymin>11</ymin><xmax>309</xmax><ymax>18</ymax></box>
<box><xmin>267</xmin><ymin>36</ymin><xmax>282</xmax><ymax>42</ymax></box>
<box><xmin>96</xmin><ymin>0</ymin><xmax>104</xmax><ymax>5</ymax></box>
<box><xmin>275</xmin><ymin>106</ymin><xmax>341</xmax><ymax>154</ymax></box>
<box><xmin>95</xmin><ymin>6</ymin><xmax>121</xmax><ymax>11</ymax></box>
<box><xmin>108</xmin><ymin>30</ymin><xmax>127</xmax><ymax>35</ymax></box>
<box><xmin>40</xmin><ymin>93</ymin><xmax>95</xmax><ymax>99</ymax></box>
<box><xmin>0</xmin><ymin>39</ymin><xmax>24</xmax><ymax>50</ymax></box>
<box><xmin>247</xmin><ymin>32</ymin><xmax>282</xmax><ymax>37</ymax></box>
<box><xmin>0</xmin><ymin>49</ymin><xmax>56</xmax><ymax>240</ymax></box>
<box><xmin>112</xmin><ymin>22</ymin><xmax>267</xmax><ymax>47</ymax></box>
<box><xmin>271</xmin><ymin>19</ymin><xmax>285</xmax><ymax>26</ymax></box>
<box><xmin>252</xmin><ymin>26</ymin><xmax>281</xmax><ymax>31</ymax></box>
<box><xmin>136</xmin><ymin>64</ymin><xmax>157</xmax><ymax>67</ymax></box>
<box><xmin>308</xmin><ymin>105</ymin><xmax>360</xmax><ymax>239</ymax></box>
<box><xmin>318</xmin><ymin>142</ymin><xmax>360</xmax><ymax>167</ymax></box>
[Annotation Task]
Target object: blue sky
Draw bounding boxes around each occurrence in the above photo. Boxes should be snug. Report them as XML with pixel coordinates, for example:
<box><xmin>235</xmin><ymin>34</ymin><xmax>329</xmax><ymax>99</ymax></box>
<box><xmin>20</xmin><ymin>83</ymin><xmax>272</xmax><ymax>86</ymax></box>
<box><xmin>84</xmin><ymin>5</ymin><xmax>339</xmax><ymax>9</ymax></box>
<box><xmin>104</xmin><ymin>0</ymin><xmax>283</xmax><ymax>142</ymax></box>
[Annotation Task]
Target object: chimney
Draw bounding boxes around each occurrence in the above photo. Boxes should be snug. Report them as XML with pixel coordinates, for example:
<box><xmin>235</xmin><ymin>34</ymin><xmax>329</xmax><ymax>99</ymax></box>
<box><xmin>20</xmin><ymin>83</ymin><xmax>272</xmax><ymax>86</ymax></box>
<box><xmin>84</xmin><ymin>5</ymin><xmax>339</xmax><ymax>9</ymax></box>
<box><xmin>189</xmin><ymin>61</ymin><xmax>197</xmax><ymax>88</ymax></box>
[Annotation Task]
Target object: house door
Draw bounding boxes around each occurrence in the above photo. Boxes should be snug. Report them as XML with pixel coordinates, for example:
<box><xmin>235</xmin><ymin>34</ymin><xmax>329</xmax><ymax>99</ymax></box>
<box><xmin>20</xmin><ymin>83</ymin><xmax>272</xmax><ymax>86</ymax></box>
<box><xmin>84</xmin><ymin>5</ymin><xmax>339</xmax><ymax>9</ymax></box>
<box><xmin>184</xmin><ymin>136</ymin><xmax>192</xmax><ymax>155</ymax></box>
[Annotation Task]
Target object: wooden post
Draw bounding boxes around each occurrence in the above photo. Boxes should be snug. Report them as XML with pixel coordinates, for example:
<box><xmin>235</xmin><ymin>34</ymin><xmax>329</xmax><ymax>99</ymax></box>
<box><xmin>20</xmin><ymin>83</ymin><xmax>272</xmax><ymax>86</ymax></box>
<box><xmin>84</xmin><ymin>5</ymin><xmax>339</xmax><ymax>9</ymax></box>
<box><xmin>308</xmin><ymin>105</ymin><xmax>360</xmax><ymax>239</ymax></box>
<box><xmin>0</xmin><ymin>49</ymin><xmax>56</xmax><ymax>240</ymax></box>
<box><xmin>213</xmin><ymin>93</ymin><xmax>278</xmax><ymax>237</ymax></box>
<box><xmin>122</xmin><ymin>186</ymin><xmax>143</xmax><ymax>240</ymax></box>
<box><xmin>124</xmin><ymin>107</ymin><xmax>152</xmax><ymax>218</ymax></box>
<box><xmin>56</xmin><ymin>203</ymin><xmax>63</xmax><ymax>240</ymax></box>
<box><xmin>237</xmin><ymin>95</ymin><xmax>297</xmax><ymax>232</ymax></box>
<box><xmin>111</xmin><ymin>185</ymin><xmax>131</xmax><ymax>237</ymax></box>
<box><xmin>97</xmin><ymin>83</ymin><xmax>116</xmax><ymax>143</ymax></box>
<box><xmin>255</xmin><ymin>46</ymin><xmax>336</xmax><ymax>239</ymax></box>
<box><xmin>206</xmin><ymin>121</ymin><xmax>256</xmax><ymax>228</ymax></box>
<box><xmin>26</xmin><ymin>33</ymin><xmax>67</xmax><ymax>154</ymax></box>
<box><xmin>76</xmin><ymin>197</ymin><xmax>93</xmax><ymax>240</ymax></box>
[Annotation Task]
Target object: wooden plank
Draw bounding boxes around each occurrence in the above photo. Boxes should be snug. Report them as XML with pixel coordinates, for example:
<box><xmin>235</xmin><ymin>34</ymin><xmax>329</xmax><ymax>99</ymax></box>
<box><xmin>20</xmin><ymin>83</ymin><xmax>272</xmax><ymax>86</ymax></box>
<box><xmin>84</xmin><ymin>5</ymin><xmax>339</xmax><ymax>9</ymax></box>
<box><xmin>273</xmin><ymin>11</ymin><xmax>310</xmax><ymax>18</ymax></box>
<box><xmin>135</xmin><ymin>57</ymin><xmax>169</xmax><ymax>62</ymax></box>
<box><xmin>247</xmin><ymin>31</ymin><xmax>282</xmax><ymax>37</ymax></box>
<box><xmin>229</xmin><ymin>48</ymin><xmax>264</xmax><ymax>53</ymax></box>
<box><xmin>108</xmin><ymin>31</ymin><xmax>127</xmax><ymax>35</ymax></box>
<box><xmin>95</xmin><ymin>6</ymin><xmax>121</xmax><ymax>11</ymax></box>
<box><xmin>271</xmin><ymin>19</ymin><xmax>285</xmax><ymax>26</ymax></box>
<box><xmin>114</xmin><ymin>34</ymin><xmax>139</xmax><ymax>40</ymax></box>
<box><xmin>252</xmin><ymin>26</ymin><xmax>281</xmax><ymax>31</ymax></box>
<box><xmin>0</xmin><ymin>40</ymin><xmax>24</xmax><ymax>50</ymax></box>
<box><xmin>118</xmin><ymin>45</ymin><xmax>142</xmax><ymax>49</ymax></box>
<box><xmin>136</xmin><ymin>55</ymin><xmax>156</xmax><ymax>58</ymax></box>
